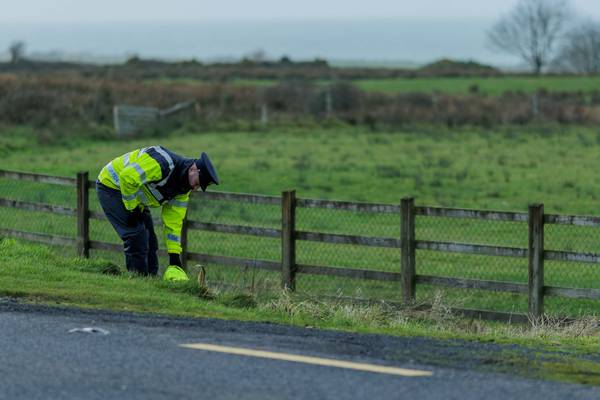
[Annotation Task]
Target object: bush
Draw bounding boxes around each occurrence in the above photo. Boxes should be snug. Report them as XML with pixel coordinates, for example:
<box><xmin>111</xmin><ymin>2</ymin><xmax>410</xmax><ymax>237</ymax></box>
<box><xmin>0</xmin><ymin>74</ymin><xmax>596</xmax><ymax>131</ymax></box>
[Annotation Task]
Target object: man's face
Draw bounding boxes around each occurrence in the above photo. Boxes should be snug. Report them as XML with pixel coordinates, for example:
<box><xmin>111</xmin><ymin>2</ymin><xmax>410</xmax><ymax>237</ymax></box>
<box><xmin>188</xmin><ymin>164</ymin><xmax>201</xmax><ymax>191</ymax></box>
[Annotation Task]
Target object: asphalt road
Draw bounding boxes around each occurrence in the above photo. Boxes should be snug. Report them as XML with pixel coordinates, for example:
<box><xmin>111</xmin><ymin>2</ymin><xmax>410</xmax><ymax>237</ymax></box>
<box><xmin>1</xmin><ymin>299</ymin><xmax>599</xmax><ymax>400</ymax></box>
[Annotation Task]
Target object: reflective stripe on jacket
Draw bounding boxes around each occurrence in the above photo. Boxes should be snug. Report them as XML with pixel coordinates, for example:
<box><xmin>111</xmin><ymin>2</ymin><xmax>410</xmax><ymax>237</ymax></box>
<box><xmin>98</xmin><ymin>146</ymin><xmax>190</xmax><ymax>254</ymax></box>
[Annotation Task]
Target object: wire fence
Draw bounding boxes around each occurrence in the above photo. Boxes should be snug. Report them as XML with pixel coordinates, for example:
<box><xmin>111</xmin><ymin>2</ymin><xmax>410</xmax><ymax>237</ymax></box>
<box><xmin>2</xmin><ymin>169</ymin><xmax>600</xmax><ymax>322</ymax></box>
<box><xmin>0</xmin><ymin>176</ymin><xmax>76</xmax><ymax>256</ymax></box>
<box><xmin>295</xmin><ymin>203</ymin><xmax>401</xmax><ymax>302</ymax></box>
<box><xmin>415</xmin><ymin>216</ymin><xmax>529</xmax><ymax>314</ymax></box>
<box><xmin>544</xmin><ymin>222</ymin><xmax>600</xmax><ymax>316</ymax></box>
<box><xmin>185</xmin><ymin>196</ymin><xmax>281</xmax><ymax>296</ymax></box>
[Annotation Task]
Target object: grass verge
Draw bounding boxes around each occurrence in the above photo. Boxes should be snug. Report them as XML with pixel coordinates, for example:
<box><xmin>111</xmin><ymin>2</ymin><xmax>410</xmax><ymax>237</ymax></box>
<box><xmin>1</xmin><ymin>237</ymin><xmax>600</xmax><ymax>385</ymax></box>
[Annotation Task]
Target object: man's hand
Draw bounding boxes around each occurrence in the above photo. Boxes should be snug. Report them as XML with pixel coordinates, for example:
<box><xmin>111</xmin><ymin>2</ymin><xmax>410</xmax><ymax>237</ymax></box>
<box><xmin>169</xmin><ymin>253</ymin><xmax>182</xmax><ymax>267</ymax></box>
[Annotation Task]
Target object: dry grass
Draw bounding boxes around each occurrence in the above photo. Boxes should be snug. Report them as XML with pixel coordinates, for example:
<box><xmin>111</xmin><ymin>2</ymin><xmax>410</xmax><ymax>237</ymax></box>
<box><xmin>525</xmin><ymin>315</ymin><xmax>600</xmax><ymax>339</ymax></box>
<box><xmin>0</xmin><ymin>74</ymin><xmax>595</xmax><ymax>129</ymax></box>
<box><xmin>251</xmin><ymin>287</ymin><xmax>600</xmax><ymax>342</ymax></box>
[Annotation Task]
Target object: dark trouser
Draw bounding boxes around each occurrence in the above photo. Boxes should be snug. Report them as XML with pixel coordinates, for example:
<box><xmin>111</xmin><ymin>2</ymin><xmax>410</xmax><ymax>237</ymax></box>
<box><xmin>96</xmin><ymin>182</ymin><xmax>159</xmax><ymax>276</ymax></box>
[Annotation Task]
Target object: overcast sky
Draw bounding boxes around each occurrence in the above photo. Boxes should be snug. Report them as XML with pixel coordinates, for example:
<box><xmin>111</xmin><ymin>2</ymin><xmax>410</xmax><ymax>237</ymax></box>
<box><xmin>2</xmin><ymin>0</ymin><xmax>600</xmax><ymax>21</ymax></box>
<box><xmin>2</xmin><ymin>0</ymin><xmax>599</xmax><ymax>66</ymax></box>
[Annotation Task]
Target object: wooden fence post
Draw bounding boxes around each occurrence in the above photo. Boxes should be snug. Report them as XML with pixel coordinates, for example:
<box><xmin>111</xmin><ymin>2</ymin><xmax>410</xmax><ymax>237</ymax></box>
<box><xmin>76</xmin><ymin>171</ymin><xmax>90</xmax><ymax>258</ymax></box>
<box><xmin>531</xmin><ymin>92</ymin><xmax>540</xmax><ymax>118</ymax></box>
<box><xmin>528</xmin><ymin>203</ymin><xmax>544</xmax><ymax>319</ymax></box>
<box><xmin>325</xmin><ymin>87</ymin><xmax>333</xmax><ymax>118</ymax></box>
<box><xmin>401</xmin><ymin>197</ymin><xmax>416</xmax><ymax>304</ymax></box>
<box><xmin>281</xmin><ymin>190</ymin><xmax>297</xmax><ymax>291</ymax></box>
<box><xmin>181</xmin><ymin>215</ymin><xmax>188</xmax><ymax>270</ymax></box>
<box><xmin>260</xmin><ymin>103</ymin><xmax>269</xmax><ymax>127</ymax></box>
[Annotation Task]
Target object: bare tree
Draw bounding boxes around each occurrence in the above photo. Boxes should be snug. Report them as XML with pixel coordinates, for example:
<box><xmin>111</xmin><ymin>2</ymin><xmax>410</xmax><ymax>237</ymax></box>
<box><xmin>246</xmin><ymin>49</ymin><xmax>267</xmax><ymax>63</ymax></box>
<box><xmin>554</xmin><ymin>20</ymin><xmax>600</xmax><ymax>73</ymax></box>
<box><xmin>9</xmin><ymin>41</ymin><xmax>25</xmax><ymax>64</ymax></box>
<box><xmin>487</xmin><ymin>0</ymin><xmax>571</xmax><ymax>74</ymax></box>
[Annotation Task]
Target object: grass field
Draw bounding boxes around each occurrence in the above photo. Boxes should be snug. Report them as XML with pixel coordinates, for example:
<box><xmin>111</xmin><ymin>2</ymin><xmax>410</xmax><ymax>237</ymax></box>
<box><xmin>149</xmin><ymin>77</ymin><xmax>278</xmax><ymax>87</ymax></box>
<box><xmin>150</xmin><ymin>76</ymin><xmax>600</xmax><ymax>96</ymax></box>
<box><xmin>352</xmin><ymin>76</ymin><xmax>600</xmax><ymax>95</ymax></box>
<box><xmin>2</xmin><ymin>124</ymin><xmax>600</xmax><ymax>213</ymax></box>
<box><xmin>1</xmin><ymin>124</ymin><xmax>600</xmax><ymax>317</ymax></box>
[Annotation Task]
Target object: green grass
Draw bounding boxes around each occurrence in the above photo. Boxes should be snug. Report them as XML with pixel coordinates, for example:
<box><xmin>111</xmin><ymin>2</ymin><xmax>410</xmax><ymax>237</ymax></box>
<box><xmin>1</xmin><ymin>124</ymin><xmax>600</xmax><ymax>317</ymax></box>
<box><xmin>2</xmin><ymin>124</ymin><xmax>600</xmax><ymax>213</ymax></box>
<box><xmin>147</xmin><ymin>77</ymin><xmax>277</xmax><ymax>87</ymax></box>
<box><xmin>147</xmin><ymin>76</ymin><xmax>600</xmax><ymax>96</ymax></box>
<box><xmin>351</xmin><ymin>76</ymin><xmax>600</xmax><ymax>95</ymax></box>
<box><xmin>2</xmin><ymin>237</ymin><xmax>600</xmax><ymax>385</ymax></box>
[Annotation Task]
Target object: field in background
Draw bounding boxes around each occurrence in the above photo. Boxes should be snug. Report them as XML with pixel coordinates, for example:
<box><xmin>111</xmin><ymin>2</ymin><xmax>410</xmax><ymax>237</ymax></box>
<box><xmin>149</xmin><ymin>78</ymin><xmax>279</xmax><ymax>88</ymax></box>
<box><xmin>2</xmin><ymin>125</ymin><xmax>600</xmax><ymax>317</ymax></box>
<box><xmin>151</xmin><ymin>76</ymin><xmax>600</xmax><ymax>96</ymax></box>
<box><xmin>352</xmin><ymin>76</ymin><xmax>600</xmax><ymax>95</ymax></box>
<box><xmin>2</xmin><ymin>125</ymin><xmax>600</xmax><ymax>214</ymax></box>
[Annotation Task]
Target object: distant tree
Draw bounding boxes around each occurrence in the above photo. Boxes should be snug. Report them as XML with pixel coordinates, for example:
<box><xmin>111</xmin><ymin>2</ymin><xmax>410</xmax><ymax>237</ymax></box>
<box><xmin>125</xmin><ymin>54</ymin><xmax>141</xmax><ymax>65</ymax></box>
<box><xmin>487</xmin><ymin>0</ymin><xmax>571</xmax><ymax>74</ymax></box>
<box><xmin>247</xmin><ymin>49</ymin><xmax>267</xmax><ymax>63</ymax></box>
<box><xmin>554</xmin><ymin>20</ymin><xmax>600</xmax><ymax>73</ymax></box>
<box><xmin>9</xmin><ymin>41</ymin><xmax>25</xmax><ymax>64</ymax></box>
<box><xmin>279</xmin><ymin>55</ymin><xmax>292</xmax><ymax>65</ymax></box>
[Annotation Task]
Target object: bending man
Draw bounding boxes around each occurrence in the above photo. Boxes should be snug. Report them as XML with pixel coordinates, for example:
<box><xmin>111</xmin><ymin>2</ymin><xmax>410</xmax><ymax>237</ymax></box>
<box><xmin>96</xmin><ymin>146</ymin><xmax>219</xmax><ymax>281</ymax></box>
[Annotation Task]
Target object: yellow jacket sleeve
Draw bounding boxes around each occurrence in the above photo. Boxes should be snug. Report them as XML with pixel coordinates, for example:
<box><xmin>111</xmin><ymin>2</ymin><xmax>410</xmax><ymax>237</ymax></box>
<box><xmin>161</xmin><ymin>192</ymin><xmax>190</xmax><ymax>254</ymax></box>
<box><xmin>119</xmin><ymin>154</ymin><xmax>164</xmax><ymax>211</ymax></box>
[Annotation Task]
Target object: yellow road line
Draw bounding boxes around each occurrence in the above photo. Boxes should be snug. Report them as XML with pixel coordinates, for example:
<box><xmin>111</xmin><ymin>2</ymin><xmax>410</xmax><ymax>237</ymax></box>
<box><xmin>180</xmin><ymin>343</ymin><xmax>433</xmax><ymax>377</ymax></box>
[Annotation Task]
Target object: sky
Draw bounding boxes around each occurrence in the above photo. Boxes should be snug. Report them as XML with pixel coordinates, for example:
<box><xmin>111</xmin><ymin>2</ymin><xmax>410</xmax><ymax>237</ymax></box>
<box><xmin>2</xmin><ymin>0</ymin><xmax>599</xmax><ymax>22</ymax></box>
<box><xmin>1</xmin><ymin>0</ymin><xmax>599</xmax><ymax>67</ymax></box>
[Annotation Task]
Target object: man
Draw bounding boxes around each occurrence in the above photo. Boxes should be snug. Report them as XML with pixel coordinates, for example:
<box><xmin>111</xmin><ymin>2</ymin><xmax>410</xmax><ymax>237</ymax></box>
<box><xmin>96</xmin><ymin>146</ymin><xmax>219</xmax><ymax>281</ymax></box>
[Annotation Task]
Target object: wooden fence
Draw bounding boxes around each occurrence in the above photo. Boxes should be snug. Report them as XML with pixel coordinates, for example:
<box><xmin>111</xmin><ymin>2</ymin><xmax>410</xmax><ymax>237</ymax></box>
<box><xmin>2</xmin><ymin>169</ymin><xmax>600</xmax><ymax>324</ymax></box>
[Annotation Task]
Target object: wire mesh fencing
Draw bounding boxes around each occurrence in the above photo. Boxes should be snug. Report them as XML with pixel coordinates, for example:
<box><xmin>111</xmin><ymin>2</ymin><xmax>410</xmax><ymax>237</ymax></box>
<box><xmin>184</xmin><ymin>193</ymin><xmax>282</xmax><ymax>297</ymax></box>
<box><xmin>294</xmin><ymin>203</ymin><xmax>401</xmax><ymax>302</ymax></box>
<box><xmin>415</xmin><ymin>214</ymin><xmax>529</xmax><ymax>314</ymax></box>
<box><xmin>0</xmin><ymin>174</ymin><xmax>77</xmax><ymax>256</ymax></box>
<box><xmin>544</xmin><ymin>222</ymin><xmax>600</xmax><ymax>317</ymax></box>
<box><xmin>3</xmin><ymin>167</ymin><xmax>600</xmax><ymax>320</ymax></box>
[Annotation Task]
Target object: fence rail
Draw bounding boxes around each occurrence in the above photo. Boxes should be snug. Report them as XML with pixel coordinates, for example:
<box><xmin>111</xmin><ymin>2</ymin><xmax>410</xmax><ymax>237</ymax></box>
<box><xmin>187</xmin><ymin>221</ymin><xmax>281</xmax><ymax>238</ymax></box>
<box><xmin>0</xmin><ymin>198</ymin><xmax>77</xmax><ymax>216</ymax></box>
<box><xmin>0</xmin><ymin>228</ymin><xmax>76</xmax><ymax>247</ymax></box>
<box><xmin>1</xmin><ymin>168</ymin><xmax>600</xmax><ymax>323</ymax></box>
<box><xmin>415</xmin><ymin>206</ymin><xmax>529</xmax><ymax>222</ymax></box>
<box><xmin>296</xmin><ymin>231</ymin><xmax>399</xmax><ymax>248</ymax></box>
<box><xmin>415</xmin><ymin>241</ymin><xmax>527</xmax><ymax>258</ymax></box>
<box><xmin>0</xmin><ymin>170</ymin><xmax>76</xmax><ymax>186</ymax></box>
<box><xmin>544</xmin><ymin>214</ymin><xmax>600</xmax><ymax>227</ymax></box>
<box><xmin>416</xmin><ymin>275</ymin><xmax>528</xmax><ymax>294</ymax></box>
<box><xmin>296</xmin><ymin>264</ymin><xmax>402</xmax><ymax>281</ymax></box>
<box><xmin>297</xmin><ymin>198</ymin><xmax>400</xmax><ymax>213</ymax></box>
<box><xmin>196</xmin><ymin>191</ymin><xmax>280</xmax><ymax>205</ymax></box>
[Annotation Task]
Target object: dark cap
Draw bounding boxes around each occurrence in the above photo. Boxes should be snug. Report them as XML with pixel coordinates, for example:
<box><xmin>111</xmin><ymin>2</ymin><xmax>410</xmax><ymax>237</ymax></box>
<box><xmin>195</xmin><ymin>152</ymin><xmax>219</xmax><ymax>191</ymax></box>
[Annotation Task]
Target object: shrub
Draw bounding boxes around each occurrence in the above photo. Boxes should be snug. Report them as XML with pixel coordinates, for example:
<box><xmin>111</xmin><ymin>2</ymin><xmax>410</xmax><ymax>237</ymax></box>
<box><xmin>0</xmin><ymin>74</ymin><xmax>596</xmax><ymax>130</ymax></box>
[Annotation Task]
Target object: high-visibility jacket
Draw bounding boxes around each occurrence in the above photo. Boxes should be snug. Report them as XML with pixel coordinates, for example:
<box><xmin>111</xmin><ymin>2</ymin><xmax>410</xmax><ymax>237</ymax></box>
<box><xmin>98</xmin><ymin>146</ymin><xmax>193</xmax><ymax>254</ymax></box>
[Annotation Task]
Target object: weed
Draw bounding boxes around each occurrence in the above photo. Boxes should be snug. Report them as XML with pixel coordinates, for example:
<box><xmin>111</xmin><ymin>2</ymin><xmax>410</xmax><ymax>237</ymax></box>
<box><xmin>375</xmin><ymin>165</ymin><xmax>403</xmax><ymax>178</ymax></box>
<box><xmin>437</xmin><ymin>156</ymin><xmax>454</xmax><ymax>168</ymax></box>
<box><xmin>252</xmin><ymin>160</ymin><xmax>271</xmax><ymax>171</ymax></box>
<box><xmin>220</xmin><ymin>293</ymin><xmax>257</xmax><ymax>309</ymax></box>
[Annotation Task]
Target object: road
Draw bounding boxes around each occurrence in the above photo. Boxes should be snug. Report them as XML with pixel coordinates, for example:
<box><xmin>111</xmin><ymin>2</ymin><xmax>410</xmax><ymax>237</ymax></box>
<box><xmin>1</xmin><ymin>299</ymin><xmax>598</xmax><ymax>400</ymax></box>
